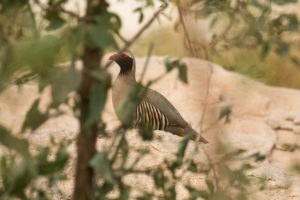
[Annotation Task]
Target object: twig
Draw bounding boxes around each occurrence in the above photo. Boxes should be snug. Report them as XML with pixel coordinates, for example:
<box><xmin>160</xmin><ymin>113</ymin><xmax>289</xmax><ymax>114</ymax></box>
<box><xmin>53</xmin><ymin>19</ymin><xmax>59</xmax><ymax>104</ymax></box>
<box><xmin>177</xmin><ymin>4</ymin><xmax>196</xmax><ymax>57</ymax></box>
<box><xmin>27</xmin><ymin>2</ymin><xmax>39</xmax><ymax>38</ymax></box>
<box><xmin>36</xmin><ymin>1</ymin><xmax>82</xmax><ymax>21</ymax></box>
<box><xmin>104</xmin><ymin>3</ymin><xmax>168</xmax><ymax>69</ymax></box>
<box><xmin>139</xmin><ymin>43</ymin><xmax>154</xmax><ymax>82</ymax></box>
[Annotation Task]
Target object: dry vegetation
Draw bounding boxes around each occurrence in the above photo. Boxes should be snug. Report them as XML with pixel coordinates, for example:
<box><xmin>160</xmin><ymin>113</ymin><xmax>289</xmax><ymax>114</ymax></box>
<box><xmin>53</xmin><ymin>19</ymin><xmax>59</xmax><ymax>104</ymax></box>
<box><xmin>132</xmin><ymin>26</ymin><xmax>300</xmax><ymax>89</ymax></box>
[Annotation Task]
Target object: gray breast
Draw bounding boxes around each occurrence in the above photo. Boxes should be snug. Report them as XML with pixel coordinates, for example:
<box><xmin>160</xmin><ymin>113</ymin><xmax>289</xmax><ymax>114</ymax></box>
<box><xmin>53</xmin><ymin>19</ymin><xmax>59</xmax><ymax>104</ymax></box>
<box><xmin>134</xmin><ymin>100</ymin><xmax>169</xmax><ymax>130</ymax></box>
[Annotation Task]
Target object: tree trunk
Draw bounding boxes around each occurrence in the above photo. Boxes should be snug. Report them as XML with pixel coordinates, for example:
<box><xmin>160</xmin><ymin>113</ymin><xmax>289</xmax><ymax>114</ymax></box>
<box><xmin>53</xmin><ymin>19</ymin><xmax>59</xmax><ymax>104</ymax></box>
<box><xmin>72</xmin><ymin>1</ymin><xmax>108</xmax><ymax>199</ymax></box>
<box><xmin>73</xmin><ymin>46</ymin><xmax>102</xmax><ymax>200</ymax></box>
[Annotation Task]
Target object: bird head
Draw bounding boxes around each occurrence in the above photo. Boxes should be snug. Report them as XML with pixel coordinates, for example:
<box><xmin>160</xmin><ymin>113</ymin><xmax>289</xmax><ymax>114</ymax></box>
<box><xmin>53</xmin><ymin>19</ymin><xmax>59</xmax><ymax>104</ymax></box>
<box><xmin>109</xmin><ymin>51</ymin><xmax>135</xmax><ymax>75</ymax></box>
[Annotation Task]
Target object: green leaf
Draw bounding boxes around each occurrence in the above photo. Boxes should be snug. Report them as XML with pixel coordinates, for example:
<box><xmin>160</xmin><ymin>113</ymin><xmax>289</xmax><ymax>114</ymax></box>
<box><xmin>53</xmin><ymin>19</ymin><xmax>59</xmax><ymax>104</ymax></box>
<box><xmin>291</xmin><ymin>56</ymin><xmax>300</xmax><ymax>68</ymax></box>
<box><xmin>120</xmin><ymin>137</ymin><xmax>129</xmax><ymax>167</ymax></box>
<box><xmin>36</xmin><ymin>146</ymin><xmax>69</xmax><ymax>175</ymax></box>
<box><xmin>210</xmin><ymin>16</ymin><xmax>218</xmax><ymax>29</ymax></box>
<box><xmin>87</xmin><ymin>11</ymin><xmax>120</xmax><ymax>49</ymax></box>
<box><xmin>250</xmin><ymin>152</ymin><xmax>266</xmax><ymax>162</ymax></box>
<box><xmin>95</xmin><ymin>182</ymin><xmax>114</xmax><ymax>198</ymax></box>
<box><xmin>153</xmin><ymin>170</ymin><xmax>166</xmax><ymax>188</ymax></box>
<box><xmin>45</xmin><ymin>12</ymin><xmax>66</xmax><ymax>31</ymax></box>
<box><xmin>205</xmin><ymin>179</ymin><xmax>215</xmax><ymax>193</ymax></box>
<box><xmin>51</xmin><ymin>65</ymin><xmax>81</xmax><ymax>106</ymax></box>
<box><xmin>176</xmin><ymin>136</ymin><xmax>189</xmax><ymax>162</ymax></box>
<box><xmin>0</xmin><ymin>156</ymin><xmax>7</xmax><ymax>176</ymax></box>
<box><xmin>219</xmin><ymin>106</ymin><xmax>231</xmax><ymax>122</ymax></box>
<box><xmin>272</xmin><ymin>0</ymin><xmax>297</xmax><ymax>5</ymax></box>
<box><xmin>85</xmin><ymin>70</ymin><xmax>111</xmax><ymax>127</ymax></box>
<box><xmin>178</xmin><ymin>64</ymin><xmax>188</xmax><ymax>83</ymax></box>
<box><xmin>285</xmin><ymin>14</ymin><xmax>299</xmax><ymax>32</ymax></box>
<box><xmin>0</xmin><ymin>125</ymin><xmax>30</xmax><ymax>157</ymax></box>
<box><xmin>291</xmin><ymin>163</ymin><xmax>300</xmax><ymax>174</ymax></box>
<box><xmin>138</xmin><ymin>123</ymin><xmax>154</xmax><ymax>141</ymax></box>
<box><xmin>10</xmin><ymin>35</ymin><xmax>61</xmax><ymax>84</ymax></box>
<box><xmin>90</xmin><ymin>152</ymin><xmax>115</xmax><ymax>183</ymax></box>
<box><xmin>185</xmin><ymin>185</ymin><xmax>209</xmax><ymax>200</ymax></box>
<box><xmin>164</xmin><ymin>56</ymin><xmax>189</xmax><ymax>83</ymax></box>
<box><xmin>7</xmin><ymin>160</ymin><xmax>35</xmax><ymax>198</ymax></box>
<box><xmin>261</xmin><ymin>42</ymin><xmax>270</xmax><ymax>60</ymax></box>
<box><xmin>22</xmin><ymin>99</ymin><xmax>49</xmax><ymax>132</ymax></box>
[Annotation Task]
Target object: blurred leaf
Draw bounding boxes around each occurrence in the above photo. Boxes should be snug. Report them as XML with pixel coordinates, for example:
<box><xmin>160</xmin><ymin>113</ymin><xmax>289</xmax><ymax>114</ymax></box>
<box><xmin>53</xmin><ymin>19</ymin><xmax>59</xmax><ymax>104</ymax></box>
<box><xmin>120</xmin><ymin>136</ymin><xmax>129</xmax><ymax>167</ymax></box>
<box><xmin>94</xmin><ymin>182</ymin><xmax>114</xmax><ymax>198</ymax></box>
<box><xmin>51</xmin><ymin>65</ymin><xmax>81</xmax><ymax>106</ymax></box>
<box><xmin>188</xmin><ymin>160</ymin><xmax>198</xmax><ymax>173</ymax></box>
<box><xmin>138</xmin><ymin>123</ymin><xmax>154</xmax><ymax>141</ymax></box>
<box><xmin>175</xmin><ymin>136</ymin><xmax>189</xmax><ymax>166</ymax></box>
<box><xmin>232</xmin><ymin>169</ymin><xmax>250</xmax><ymax>185</ymax></box>
<box><xmin>0</xmin><ymin>156</ymin><xmax>7</xmax><ymax>176</ymax></box>
<box><xmin>291</xmin><ymin>163</ymin><xmax>300</xmax><ymax>174</ymax></box>
<box><xmin>90</xmin><ymin>152</ymin><xmax>115</xmax><ymax>184</ymax></box>
<box><xmin>45</xmin><ymin>11</ymin><xmax>66</xmax><ymax>31</ymax></box>
<box><xmin>250</xmin><ymin>152</ymin><xmax>266</xmax><ymax>162</ymax></box>
<box><xmin>0</xmin><ymin>125</ymin><xmax>30</xmax><ymax>157</ymax></box>
<box><xmin>219</xmin><ymin>106</ymin><xmax>231</xmax><ymax>123</ymax></box>
<box><xmin>205</xmin><ymin>179</ymin><xmax>214</xmax><ymax>193</ymax></box>
<box><xmin>94</xmin><ymin>11</ymin><xmax>122</xmax><ymax>31</ymax></box>
<box><xmin>87</xmin><ymin>24</ymin><xmax>116</xmax><ymax>48</ymax></box>
<box><xmin>178</xmin><ymin>64</ymin><xmax>188</xmax><ymax>83</ymax></box>
<box><xmin>285</xmin><ymin>14</ymin><xmax>299</xmax><ymax>32</ymax></box>
<box><xmin>281</xmin><ymin>143</ymin><xmax>297</xmax><ymax>152</ymax></box>
<box><xmin>291</xmin><ymin>56</ymin><xmax>300</xmax><ymax>68</ymax></box>
<box><xmin>36</xmin><ymin>146</ymin><xmax>69</xmax><ymax>175</ymax></box>
<box><xmin>6</xmin><ymin>160</ymin><xmax>35</xmax><ymax>198</ymax></box>
<box><xmin>185</xmin><ymin>185</ymin><xmax>208</xmax><ymax>200</ymax></box>
<box><xmin>64</xmin><ymin>25</ymin><xmax>85</xmax><ymax>53</ymax></box>
<box><xmin>272</xmin><ymin>0</ymin><xmax>297</xmax><ymax>5</ymax></box>
<box><xmin>164</xmin><ymin>56</ymin><xmax>188</xmax><ymax>83</ymax></box>
<box><xmin>85</xmin><ymin>70</ymin><xmax>111</xmax><ymax>127</ymax></box>
<box><xmin>87</xmin><ymin>11</ymin><xmax>121</xmax><ymax>48</ymax></box>
<box><xmin>22</xmin><ymin>99</ymin><xmax>49</xmax><ymax>132</ymax></box>
<box><xmin>153</xmin><ymin>169</ymin><xmax>166</xmax><ymax>188</ymax></box>
<box><xmin>134</xmin><ymin>7</ymin><xmax>144</xmax><ymax>23</ymax></box>
<box><xmin>9</xmin><ymin>35</ymin><xmax>61</xmax><ymax>84</ymax></box>
<box><xmin>261</xmin><ymin>42</ymin><xmax>270</xmax><ymax>60</ymax></box>
<box><xmin>210</xmin><ymin>16</ymin><xmax>218</xmax><ymax>29</ymax></box>
<box><xmin>119</xmin><ymin>184</ymin><xmax>130</xmax><ymax>200</ymax></box>
<box><xmin>164</xmin><ymin>55</ymin><xmax>178</xmax><ymax>72</ymax></box>
<box><xmin>0</xmin><ymin>0</ymin><xmax>28</xmax><ymax>12</ymax></box>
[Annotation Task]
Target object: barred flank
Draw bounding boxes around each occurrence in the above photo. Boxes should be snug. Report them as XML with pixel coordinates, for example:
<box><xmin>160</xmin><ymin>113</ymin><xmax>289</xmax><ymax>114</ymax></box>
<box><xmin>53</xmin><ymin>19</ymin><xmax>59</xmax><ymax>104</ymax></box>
<box><xmin>134</xmin><ymin>100</ymin><xmax>169</xmax><ymax>130</ymax></box>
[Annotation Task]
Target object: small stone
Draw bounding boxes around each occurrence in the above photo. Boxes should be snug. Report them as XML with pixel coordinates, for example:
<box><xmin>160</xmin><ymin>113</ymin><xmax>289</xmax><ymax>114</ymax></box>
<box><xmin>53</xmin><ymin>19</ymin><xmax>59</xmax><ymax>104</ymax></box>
<box><xmin>293</xmin><ymin>116</ymin><xmax>300</xmax><ymax>125</ymax></box>
<box><xmin>286</xmin><ymin>112</ymin><xmax>298</xmax><ymax>121</ymax></box>
<box><xmin>266</xmin><ymin>119</ymin><xmax>280</xmax><ymax>130</ymax></box>
<box><xmin>294</xmin><ymin>127</ymin><xmax>300</xmax><ymax>135</ymax></box>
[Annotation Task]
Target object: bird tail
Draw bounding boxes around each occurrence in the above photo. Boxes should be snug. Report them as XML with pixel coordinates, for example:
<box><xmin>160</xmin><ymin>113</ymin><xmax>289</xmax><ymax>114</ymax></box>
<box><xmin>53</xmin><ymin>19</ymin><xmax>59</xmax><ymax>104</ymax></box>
<box><xmin>184</xmin><ymin>125</ymin><xmax>208</xmax><ymax>144</ymax></box>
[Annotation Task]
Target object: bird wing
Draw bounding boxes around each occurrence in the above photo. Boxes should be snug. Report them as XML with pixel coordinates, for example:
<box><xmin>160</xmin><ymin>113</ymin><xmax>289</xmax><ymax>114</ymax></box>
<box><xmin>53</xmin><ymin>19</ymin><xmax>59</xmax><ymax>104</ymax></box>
<box><xmin>143</xmin><ymin>88</ymin><xmax>188</xmax><ymax>128</ymax></box>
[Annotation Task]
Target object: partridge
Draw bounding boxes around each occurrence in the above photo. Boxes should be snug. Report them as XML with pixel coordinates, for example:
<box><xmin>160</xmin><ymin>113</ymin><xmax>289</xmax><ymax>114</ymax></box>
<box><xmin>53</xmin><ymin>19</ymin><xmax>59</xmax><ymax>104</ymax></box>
<box><xmin>109</xmin><ymin>51</ymin><xmax>208</xmax><ymax>143</ymax></box>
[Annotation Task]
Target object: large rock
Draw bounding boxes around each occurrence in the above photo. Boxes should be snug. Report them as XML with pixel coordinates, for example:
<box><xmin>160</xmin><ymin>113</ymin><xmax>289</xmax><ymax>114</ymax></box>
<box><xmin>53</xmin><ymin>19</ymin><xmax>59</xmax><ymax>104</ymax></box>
<box><xmin>1</xmin><ymin>56</ymin><xmax>300</xmax><ymax>199</ymax></box>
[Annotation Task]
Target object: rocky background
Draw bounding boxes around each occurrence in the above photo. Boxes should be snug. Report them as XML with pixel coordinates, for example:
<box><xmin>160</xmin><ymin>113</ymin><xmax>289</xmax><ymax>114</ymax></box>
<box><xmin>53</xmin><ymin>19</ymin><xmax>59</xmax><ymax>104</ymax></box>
<box><xmin>0</xmin><ymin>56</ymin><xmax>300</xmax><ymax>199</ymax></box>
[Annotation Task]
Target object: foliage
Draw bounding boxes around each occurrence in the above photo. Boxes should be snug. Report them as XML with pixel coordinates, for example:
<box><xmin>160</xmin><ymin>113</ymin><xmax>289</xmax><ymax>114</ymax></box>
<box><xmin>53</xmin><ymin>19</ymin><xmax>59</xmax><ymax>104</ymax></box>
<box><xmin>0</xmin><ymin>0</ymin><xmax>296</xmax><ymax>200</ymax></box>
<box><xmin>176</xmin><ymin>0</ymin><xmax>300</xmax><ymax>88</ymax></box>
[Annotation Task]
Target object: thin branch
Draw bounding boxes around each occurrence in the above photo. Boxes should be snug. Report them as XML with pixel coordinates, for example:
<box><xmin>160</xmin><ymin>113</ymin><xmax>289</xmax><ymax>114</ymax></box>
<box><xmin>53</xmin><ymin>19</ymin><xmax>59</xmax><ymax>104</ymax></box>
<box><xmin>36</xmin><ymin>1</ymin><xmax>82</xmax><ymax>21</ymax></box>
<box><xmin>104</xmin><ymin>3</ymin><xmax>168</xmax><ymax>69</ymax></box>
<box><xmin>177</xmin><ymin>4</ymin><xmax>196</xmax><ymax>57</ymax></box>
<box><xmin>139</xmin><ymin>43</ymin><xmax>154</xmax><ymax>82</ymax></box>
<box><xmin>27</xmin><ymin>2</ymin><xmax>39</xmax><ymax>38</ymax></box>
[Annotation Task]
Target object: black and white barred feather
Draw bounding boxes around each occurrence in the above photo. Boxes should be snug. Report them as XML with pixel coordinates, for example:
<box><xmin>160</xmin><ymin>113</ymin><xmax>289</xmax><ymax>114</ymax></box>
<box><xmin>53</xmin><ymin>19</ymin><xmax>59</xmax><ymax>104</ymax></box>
<box><xmin>134</xmin><ymin>100</ymin><xmax>169</xmax><ymax>130</ymax></box>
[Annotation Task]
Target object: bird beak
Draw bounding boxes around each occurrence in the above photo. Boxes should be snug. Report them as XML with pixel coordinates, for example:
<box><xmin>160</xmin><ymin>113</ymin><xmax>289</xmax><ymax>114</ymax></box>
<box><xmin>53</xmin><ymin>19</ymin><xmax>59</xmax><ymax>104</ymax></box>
<box><xmin>109</xmin><ymin>54</ymin><xmax>118</xmax><ymax>60</ymax></box>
